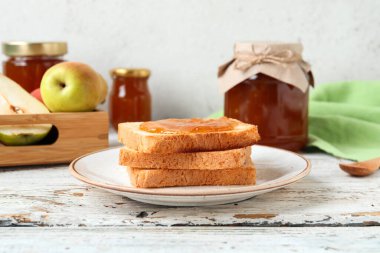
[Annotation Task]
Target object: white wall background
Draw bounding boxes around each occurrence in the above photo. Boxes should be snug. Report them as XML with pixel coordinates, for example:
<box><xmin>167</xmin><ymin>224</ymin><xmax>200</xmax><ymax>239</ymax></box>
<box><xmin>1</xmin><ymin>0</ymin><xmax>379</xmax><ymax>119</ymax></box>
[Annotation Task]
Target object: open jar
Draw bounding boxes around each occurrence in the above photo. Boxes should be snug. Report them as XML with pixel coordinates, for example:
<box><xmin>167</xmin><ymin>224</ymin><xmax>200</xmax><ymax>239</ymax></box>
<box><xmin>2</xmin><ymin>42</ymin><xmax>67</xmax><ymax>92</ymax></box>
<box><xmin>109</xmin><ymin>68</ymin><xmax>152</xmax><ymax>130</ymax></box>
<box><xmin>218</xmin><ymin>42</ymin><xmax>313</xmax><ymax>151</ymax></box>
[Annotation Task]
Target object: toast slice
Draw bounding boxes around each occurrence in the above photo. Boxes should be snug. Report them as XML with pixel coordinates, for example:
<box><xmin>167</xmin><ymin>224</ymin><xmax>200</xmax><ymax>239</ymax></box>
<box><xmin>127</xmin><ymin>166</ymin><xmax>256</xmax><ymax>188</ymax></box>
<box><xmin>118</xmin><ymin>118</ymin><xmax>259</xmax><ymax>153</ymax></box>
<box><xmin>119</xmin><ymin>146</ymin><xmax>251</xmax><ymax>170</ymax></box>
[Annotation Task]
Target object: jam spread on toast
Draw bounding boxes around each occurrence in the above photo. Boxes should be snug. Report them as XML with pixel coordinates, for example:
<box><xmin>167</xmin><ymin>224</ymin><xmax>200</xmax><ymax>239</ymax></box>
<box><xmin>139</xmin><ymin>117</ymin><xmax>237</xmax><ymax>134</ymax></box>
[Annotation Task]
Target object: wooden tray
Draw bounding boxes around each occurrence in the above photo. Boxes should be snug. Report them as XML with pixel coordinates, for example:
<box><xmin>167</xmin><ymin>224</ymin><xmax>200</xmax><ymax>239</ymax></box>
<box><xmin>0</xmin><ymin>111</ymin><xmax>109</xmax><ymax>167</ymax></box>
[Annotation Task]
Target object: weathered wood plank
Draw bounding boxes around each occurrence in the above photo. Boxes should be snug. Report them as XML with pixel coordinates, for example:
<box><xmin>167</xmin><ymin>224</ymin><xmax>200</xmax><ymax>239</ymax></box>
<box><xmin>0</xmin><ymin>152</ymin><xmax>379</xmax><ymax>227</ymax></box>
<box><xmin>0</xmin><ymin>227</ymin><xmax>379</xmax><ymax>253</ymax></box>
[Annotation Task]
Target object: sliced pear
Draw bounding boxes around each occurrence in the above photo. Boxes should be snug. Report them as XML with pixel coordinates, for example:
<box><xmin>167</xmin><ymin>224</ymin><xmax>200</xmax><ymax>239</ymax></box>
<box><xmin>0</xmin><ymin>93</ymin><xmax>16</xmax><ymax>114</ymax></box>
<box><xmin>0</xmin><ymin>74</ymin><xmax>52</xmax><ymax>146</ymax></box>
<box><xmin>0</xmin><ymin>126</ymin><xmax>51</xmax><ymax>146</ymax></box>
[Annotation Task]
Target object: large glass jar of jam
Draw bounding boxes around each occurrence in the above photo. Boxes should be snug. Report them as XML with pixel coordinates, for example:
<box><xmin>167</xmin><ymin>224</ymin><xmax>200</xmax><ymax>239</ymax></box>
<box><xmin>2</xmin><ymin>42</ymin><xmax>67</xmax><ymax>92</ymax></box>
<box><xmin>219</xmin><ymin>42</ymin><xmax>313</xmax><ymax>151</ymax></box>
<box><xmin>109</xmin><ymin>68</ymin><xmax>152</xmax><ymax>130</ymax></box>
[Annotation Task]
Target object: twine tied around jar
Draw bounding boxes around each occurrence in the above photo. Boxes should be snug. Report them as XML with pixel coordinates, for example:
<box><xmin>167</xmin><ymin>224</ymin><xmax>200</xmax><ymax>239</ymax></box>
<box><xmin>233</xmin><ymin>45</ymin><xmax>301</xmax><ymax>72</ymax></box>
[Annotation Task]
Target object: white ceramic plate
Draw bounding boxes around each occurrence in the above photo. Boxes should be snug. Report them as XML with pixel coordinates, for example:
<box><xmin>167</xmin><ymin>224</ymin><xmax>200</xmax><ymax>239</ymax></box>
<box><xmin>70</xmin><ymin>145</ymin><xmax>311</xmax><ymax>206</ymax></box>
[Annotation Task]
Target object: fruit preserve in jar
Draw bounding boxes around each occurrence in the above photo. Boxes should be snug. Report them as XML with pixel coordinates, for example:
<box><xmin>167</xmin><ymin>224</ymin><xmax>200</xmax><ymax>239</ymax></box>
<box><xmin>218</xmin><ymin>42</ymin><xmax>313</xmax><ymax>151</ymax></box>
<box><xmin>2</xmin><ymin>42</ymin><xmax>67</xmax><ymax>92</ymax></box>
<box><xmin>110</xmin><ymin>68</ymin><xmax>152</xmax><ymax>130</ymax></box>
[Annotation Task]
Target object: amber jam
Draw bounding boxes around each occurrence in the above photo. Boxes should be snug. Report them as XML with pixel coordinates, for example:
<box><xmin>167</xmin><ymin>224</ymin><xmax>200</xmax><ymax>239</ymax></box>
<box><xmin>2</xmin><ymin>42</ymin><xmax>67</xmax><ymax>92</ymax></box>
<box><xmin>110</xmin><ymin>68</ymin><xmax>152</xmax><ymax>130</ymax></box>
<box><xmin>225</xmin><ymin>73</ymin><xmax>313</xmax><ymax>151</ymax></box>
<box><xmin>140</xmin><ymin>117</ymin><xmax>237</xmax><ymax>134</ymax></box>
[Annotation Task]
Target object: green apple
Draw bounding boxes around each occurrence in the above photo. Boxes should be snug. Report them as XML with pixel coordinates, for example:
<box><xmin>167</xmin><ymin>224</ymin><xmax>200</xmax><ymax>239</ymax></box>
<box><xmin>97</xmin><ymin>73</ymin><xmax>108</xmax><ymax>104</ymax></box>
<box><xmin>0</xmin><ymin>74</ymin><xmax>52</xmax><ymax>146</ymax></box>
<box><xmin>40</xmin><ymin>62</ymin><xmax>104</xmax><ymax>112</ymax></box>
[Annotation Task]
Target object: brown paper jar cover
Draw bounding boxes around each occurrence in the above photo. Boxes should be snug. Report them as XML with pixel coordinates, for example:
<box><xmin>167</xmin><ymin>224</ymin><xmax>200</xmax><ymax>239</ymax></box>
<box><xmin>218</xmin><ymin>42</ymin><xmax>311</xmax><ymax>93</ymax></box>
<box><xmin>219</xmin><ymin>42</ymin><xmax>313</xmax><ymax>151</ymax></box>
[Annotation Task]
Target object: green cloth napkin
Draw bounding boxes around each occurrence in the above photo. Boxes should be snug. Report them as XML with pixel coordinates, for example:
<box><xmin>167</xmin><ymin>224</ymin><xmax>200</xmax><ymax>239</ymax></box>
<box><xmin>309</xmin><ymin>80</ymin><xmax>380</xmax><ymax>161</ymax></box>
<box><xmin>210</xmin><ymin>80</ymin><xmax>380</xmax><ymax>161</ymax></box>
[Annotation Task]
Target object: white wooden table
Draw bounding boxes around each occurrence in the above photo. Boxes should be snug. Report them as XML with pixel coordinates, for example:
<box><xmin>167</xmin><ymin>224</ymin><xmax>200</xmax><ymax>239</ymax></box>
<box><xmin>0</xmin><ymin>133</ymin><xmax>379</xmax><ymax>252</ymax></box>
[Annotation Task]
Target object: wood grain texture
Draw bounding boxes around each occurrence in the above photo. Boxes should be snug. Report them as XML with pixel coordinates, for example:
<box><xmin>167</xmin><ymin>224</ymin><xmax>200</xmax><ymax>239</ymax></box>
<box><xmin>1</xmin><ymin>134</ymin><xmax>379</xmax><ymax>252</ymax></box>
<box><xmin>0</xmin><ymin>227</ymin><xmax>379</xmax><ymax>253</ymax></box>
<box><xmin>0</xmin><ymin>152</ymin><xmax>379</xmax><ymax>228</ymax></box>
<box><xmin>0</xmin><ymin>112</ymin><xmax>109</xmax><ymax>166</ymax></box>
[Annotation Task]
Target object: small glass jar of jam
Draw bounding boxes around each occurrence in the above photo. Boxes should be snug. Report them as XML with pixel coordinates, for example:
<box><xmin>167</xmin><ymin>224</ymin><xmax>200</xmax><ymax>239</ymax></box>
<box><xmin>2</xmin><ymin>42</ymin><xmax>67</xmax><ymax>92</ymax></box>
<box><xmin>219</xmin><ymin>42</ymin><xmax>313</xmax><ymax>151</ymax></box>
<box><xmin>109</xmin><ymin>68</ymin><xmax>152</xmax><ymax>129</ymax></box>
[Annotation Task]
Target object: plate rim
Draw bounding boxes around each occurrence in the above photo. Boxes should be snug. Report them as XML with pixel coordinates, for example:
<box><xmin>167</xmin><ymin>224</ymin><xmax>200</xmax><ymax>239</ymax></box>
<box><xmin>69</xmin><ymin>145</ymin><xmax>311</xmax><ymax>196</ymax></box>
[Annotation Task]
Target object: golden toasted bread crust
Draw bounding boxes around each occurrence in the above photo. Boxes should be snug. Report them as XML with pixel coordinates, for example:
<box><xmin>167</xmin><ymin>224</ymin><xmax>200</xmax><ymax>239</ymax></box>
<box><xmin>118</xmin><ymin>119</ymin><xmax>260</xmax><ymax>153</ymax></box>
<box><xmin>127</xmin><ymin>166</ymin><xmax>256</xmax><ymax>188</ymax></box>
<box><xmin>119</xmin><ymin>146</ymin><xmax>251</xmax><ymax>170</ymax></box>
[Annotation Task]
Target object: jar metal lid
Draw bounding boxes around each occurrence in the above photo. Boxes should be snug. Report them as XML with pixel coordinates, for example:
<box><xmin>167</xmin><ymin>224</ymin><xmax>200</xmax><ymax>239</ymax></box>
<box><xmin>2</xmin><ymin>41</ymin><xmax>68</xmax><ymax>56</ymax></box>
<box><xmin>110</xmin><ymin>68</ymin><xmax>150</xmax><ymax>78</ymax></box>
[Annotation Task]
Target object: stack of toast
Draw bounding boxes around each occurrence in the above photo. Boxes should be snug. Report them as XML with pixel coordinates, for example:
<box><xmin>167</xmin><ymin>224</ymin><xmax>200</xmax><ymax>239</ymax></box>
<box><xmin>118</xmin><ymin>117</ymin><xmax>260</xmax><ymax>188</ymax></box>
